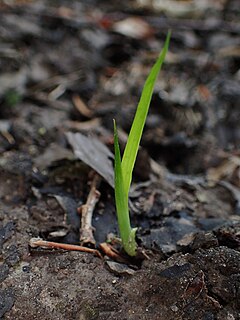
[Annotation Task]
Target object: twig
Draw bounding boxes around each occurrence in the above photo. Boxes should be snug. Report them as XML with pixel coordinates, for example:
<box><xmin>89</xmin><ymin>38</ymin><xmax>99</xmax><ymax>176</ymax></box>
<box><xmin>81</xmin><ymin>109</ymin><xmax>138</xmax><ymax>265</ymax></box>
<box><xmin>78</xmin><ymin>173</ymin><xmax>101</xmax><ymax>246</ymax></box>
<box><xmin>99</xmin><ymin>242</ymin><xmax>127</xmax><ymax>263</ymax></box>
<box><xmin>65</xmin><ymin>118</ymin><xmax>101</xmax><ymax>131</ymax></box>
<box><xmin>72</xmin><ymin>94</ymin><xmax>93</xmax><ymax>118</ymax></box>
<box><xmin>29</xmin><ymin>238</ymin><xmax>102</xmax><ymax>258</ymax></box>
<box><xmin>1</xmin><ymin>131</ymin><xmax>15</xmax><ymax>145</ymax></box>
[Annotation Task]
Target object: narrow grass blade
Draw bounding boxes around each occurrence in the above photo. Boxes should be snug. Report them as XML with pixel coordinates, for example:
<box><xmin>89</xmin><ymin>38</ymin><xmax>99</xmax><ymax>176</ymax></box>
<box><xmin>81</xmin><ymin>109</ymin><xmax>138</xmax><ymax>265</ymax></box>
<box><xmin>122</xmin><ymin>31</ymin><xmax>171</xmax><ymax>194</ymax></box>
<box><xmin>113</xmin><ymin>120</ymin><xmax>137</xmax><ymax>256</ymax></box>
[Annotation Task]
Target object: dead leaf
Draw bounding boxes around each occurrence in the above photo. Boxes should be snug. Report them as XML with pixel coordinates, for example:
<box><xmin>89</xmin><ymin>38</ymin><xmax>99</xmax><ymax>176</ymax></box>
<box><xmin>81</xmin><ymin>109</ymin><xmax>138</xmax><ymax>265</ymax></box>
<box><xmin>34</xmin><ymin>143</ymin><xmax>74</xmax><ymax>170</ymax></box>
<box><xmin>207</xmin><ymin>155</ymin><xmax>240</xmax><ymax>187</ymax></box>
<box><xmin>66</xmin><ymin>132</ymin><xmax>114</xmax><ymax>187</ymax></box>
<box><xmin>112</xmin><ymin>17</ymin><xmax>153</xmax><ymax>39</ymax></box>
<box><xmin>106</xmin><ymin>260</ymin><xmax>136</xmax><ymax>275</ymax></box>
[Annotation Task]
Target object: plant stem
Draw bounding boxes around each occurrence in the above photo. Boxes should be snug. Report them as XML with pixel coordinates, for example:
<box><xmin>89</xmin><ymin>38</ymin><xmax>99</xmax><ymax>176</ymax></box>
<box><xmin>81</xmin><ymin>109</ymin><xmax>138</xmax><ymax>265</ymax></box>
<box><xmin>113</xmin><ymin>120</ymin><xmax>137</xmax><ymax>256</ymax></box>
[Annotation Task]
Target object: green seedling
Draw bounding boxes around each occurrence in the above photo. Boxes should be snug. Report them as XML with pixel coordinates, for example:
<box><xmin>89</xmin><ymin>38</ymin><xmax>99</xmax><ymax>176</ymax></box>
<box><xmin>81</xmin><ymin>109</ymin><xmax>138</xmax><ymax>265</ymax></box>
<box><xmin>113</xmin><ymin>32</ymin><xmax>171</xmax><ymax>256</ymax></box>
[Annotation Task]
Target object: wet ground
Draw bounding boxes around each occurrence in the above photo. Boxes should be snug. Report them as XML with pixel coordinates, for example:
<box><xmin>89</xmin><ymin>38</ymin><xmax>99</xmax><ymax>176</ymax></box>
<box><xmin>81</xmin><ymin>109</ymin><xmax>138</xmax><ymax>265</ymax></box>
<box><xmin>0</xmin><ymin>0</ymin><xmax>240</xmax><ymax>319</ymax></box>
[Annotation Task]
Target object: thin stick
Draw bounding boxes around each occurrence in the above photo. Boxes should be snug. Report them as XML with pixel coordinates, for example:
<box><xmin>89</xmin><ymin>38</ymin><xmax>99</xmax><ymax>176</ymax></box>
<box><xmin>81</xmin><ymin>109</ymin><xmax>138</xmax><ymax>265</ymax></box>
<box><xmin>72</xmin><ymin>94</ymin><xmax>93</xmax><ymax>118</ymax></box>
<box><xmin>99</xmin><ymin>242</ymin><xmax>127</xmax><ymax>263</ymax></box>
<box><xmin>29</xmin><ymin>238</ymin><xmax>102</xmax><ymax>258</ymax></box>
<box><xmin>78</xmin><ymin>173</ymin><xmax>101</xmax><ymax>246</ymax></box>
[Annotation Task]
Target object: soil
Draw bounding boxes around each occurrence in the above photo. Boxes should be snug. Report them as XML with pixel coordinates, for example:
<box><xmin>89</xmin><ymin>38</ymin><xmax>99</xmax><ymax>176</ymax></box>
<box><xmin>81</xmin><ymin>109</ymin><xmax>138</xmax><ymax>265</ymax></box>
<box><xmin>0</xmin><ymin>1</ymin><xmax>240</xmax><ymax>319</ymax></box>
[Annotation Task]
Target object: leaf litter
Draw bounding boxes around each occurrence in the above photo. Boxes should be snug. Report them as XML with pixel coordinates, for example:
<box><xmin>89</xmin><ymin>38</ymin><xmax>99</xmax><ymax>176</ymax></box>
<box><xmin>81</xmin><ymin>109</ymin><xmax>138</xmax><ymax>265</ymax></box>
<box><xmin>0</xmin><ymin>0</ymin><xmax>240</xmax><ymax>319</ymax></box>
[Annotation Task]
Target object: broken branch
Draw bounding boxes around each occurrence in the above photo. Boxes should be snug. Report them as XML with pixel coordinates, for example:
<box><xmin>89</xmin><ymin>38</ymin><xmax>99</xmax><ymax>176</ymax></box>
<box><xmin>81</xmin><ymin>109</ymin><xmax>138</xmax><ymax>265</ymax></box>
<box><xmin>78</xmin><ymin>172</ymin><xmax>101</xmax><ymax>246</ymax></box>
<box><xmin>29</xmin><ymin>237</ymin><xmax>102</xmax><ymax>258</ymax></box>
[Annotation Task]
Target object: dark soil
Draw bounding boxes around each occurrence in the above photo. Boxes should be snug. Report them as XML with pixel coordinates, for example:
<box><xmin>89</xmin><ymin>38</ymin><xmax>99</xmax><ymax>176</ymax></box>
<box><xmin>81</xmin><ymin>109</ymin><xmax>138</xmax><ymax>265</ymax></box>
<box><xmin>0</xmin><ymin>1</ymin><xmax>240</xmax><ymax>319</ymax></box>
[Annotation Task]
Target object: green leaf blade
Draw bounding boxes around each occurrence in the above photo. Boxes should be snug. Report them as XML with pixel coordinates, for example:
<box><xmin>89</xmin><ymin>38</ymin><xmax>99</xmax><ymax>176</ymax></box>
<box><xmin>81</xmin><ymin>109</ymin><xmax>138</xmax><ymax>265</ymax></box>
<box><xmin>121</xmin><ymin>31</ymin><xmax>171</xmax><ymax>194</ymax></box>
<box><xmin>113</xmin><ymin>120</ymin><xmax>137</xmax><ymax>256</ymax></box>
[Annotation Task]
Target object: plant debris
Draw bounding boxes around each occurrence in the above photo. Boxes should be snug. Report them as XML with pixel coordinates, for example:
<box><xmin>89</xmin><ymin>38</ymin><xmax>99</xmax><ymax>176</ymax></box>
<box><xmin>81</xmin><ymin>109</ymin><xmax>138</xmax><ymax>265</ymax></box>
<box><xmin>66</xmin><ymin>131</ymin><xmax>114</xmax><ymax>187</ymax></box>
<box><xmin>1</xmin><ymin>0</ymin><xmax>240</xmax><ymax>319</ymax></box>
